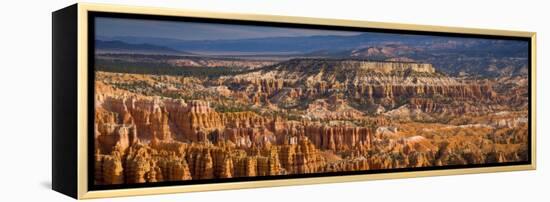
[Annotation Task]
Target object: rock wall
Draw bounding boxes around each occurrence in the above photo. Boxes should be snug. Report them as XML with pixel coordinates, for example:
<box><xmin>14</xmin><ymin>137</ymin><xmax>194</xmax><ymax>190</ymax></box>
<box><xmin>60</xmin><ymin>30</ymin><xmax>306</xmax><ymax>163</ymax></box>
<box><xmin>94</xmin><ymin>69</ymin><xmax>529</xmax><ymax>185</ymax></box>
<box><xmin>278</xmin><ymin>138</ymin><xmax>326</xmax><ymax>174</ymax></box>
<box><xmin>276</xmin><ymin>59</ymin><xmax>435</xmax><ymax>74</ymax></box>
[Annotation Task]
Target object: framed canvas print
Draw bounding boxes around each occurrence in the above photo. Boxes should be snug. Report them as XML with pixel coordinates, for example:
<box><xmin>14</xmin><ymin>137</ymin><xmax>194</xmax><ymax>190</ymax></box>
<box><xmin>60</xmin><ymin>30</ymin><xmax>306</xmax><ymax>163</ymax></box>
<box><xmin>52</xmin><ymin>3</ymin><xmax>536</xmax><ymax>199</ymax></box>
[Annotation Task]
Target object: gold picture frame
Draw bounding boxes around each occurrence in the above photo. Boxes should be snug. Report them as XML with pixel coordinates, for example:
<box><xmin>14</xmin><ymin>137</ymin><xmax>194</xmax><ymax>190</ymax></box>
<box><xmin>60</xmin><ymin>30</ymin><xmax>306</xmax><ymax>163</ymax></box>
<box><xmin>52</xmin><ymin>3</ymin><xmax>536</xmax><ymax>199</ymax></box>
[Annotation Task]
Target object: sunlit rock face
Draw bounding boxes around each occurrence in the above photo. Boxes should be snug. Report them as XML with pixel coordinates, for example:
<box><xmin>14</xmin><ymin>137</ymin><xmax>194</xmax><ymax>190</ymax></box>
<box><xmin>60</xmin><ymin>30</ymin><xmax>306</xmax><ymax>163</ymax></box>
<box><xmin>94</xmin><ymin>57</ymin><xmax>529</xmax><ymax>184</ymax></box>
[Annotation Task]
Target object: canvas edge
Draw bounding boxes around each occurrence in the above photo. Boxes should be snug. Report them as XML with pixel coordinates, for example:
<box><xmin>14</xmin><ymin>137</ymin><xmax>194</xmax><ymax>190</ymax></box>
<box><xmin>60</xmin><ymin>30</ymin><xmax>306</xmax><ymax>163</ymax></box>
<box><xmin>74</xmin><ymin>3</ymin><xmax>537</xmax><ymax>199</ymax></box>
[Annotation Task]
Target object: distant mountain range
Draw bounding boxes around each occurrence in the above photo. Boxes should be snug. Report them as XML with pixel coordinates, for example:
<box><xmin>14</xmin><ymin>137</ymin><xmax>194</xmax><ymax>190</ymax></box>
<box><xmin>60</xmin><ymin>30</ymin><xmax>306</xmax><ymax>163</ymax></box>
<box><xmin>97</xmin><ymin>33</ymin><xmax>441</xmax><ymax>53</ymax></box>
<box><xmin>96</xmin><ymin>32</ymin><xmax>529</xmax><ymax>77</ymax></box>
<box><xmin>95</xmin><ymin>40</ymin><xmax>193</xmax><ymax>55</ymax></box>
<box><xmin>97</xmin><ymin>33</ymin><xmax>527</xmax><ymax>56</ymax></box>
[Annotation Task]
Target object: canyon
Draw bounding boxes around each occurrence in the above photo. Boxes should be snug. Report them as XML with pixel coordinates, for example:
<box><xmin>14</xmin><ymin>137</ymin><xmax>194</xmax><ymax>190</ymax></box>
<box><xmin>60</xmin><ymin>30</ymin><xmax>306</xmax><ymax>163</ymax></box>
<box><xmin>94</xmin><ymin>58</ymin><xmax>529</xmax><ymax>185</ymax></box>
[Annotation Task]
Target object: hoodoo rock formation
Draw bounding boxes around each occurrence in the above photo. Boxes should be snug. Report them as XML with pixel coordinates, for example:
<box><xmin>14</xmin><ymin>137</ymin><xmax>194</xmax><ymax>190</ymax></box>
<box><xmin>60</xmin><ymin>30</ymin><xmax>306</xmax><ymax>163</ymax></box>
<box><xmin>94</xmin><ymin>57</ymin><xmax>529</xmax><ymax>184</ymax></box>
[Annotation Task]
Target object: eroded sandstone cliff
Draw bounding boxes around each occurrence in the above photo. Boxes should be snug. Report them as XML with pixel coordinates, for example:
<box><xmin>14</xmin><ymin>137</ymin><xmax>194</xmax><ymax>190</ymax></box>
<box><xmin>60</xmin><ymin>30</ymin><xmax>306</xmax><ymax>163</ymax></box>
<box><xmin>94</xmin><ymin>58</ymin><xmax>529</xmax><ymax>184</ymax></box>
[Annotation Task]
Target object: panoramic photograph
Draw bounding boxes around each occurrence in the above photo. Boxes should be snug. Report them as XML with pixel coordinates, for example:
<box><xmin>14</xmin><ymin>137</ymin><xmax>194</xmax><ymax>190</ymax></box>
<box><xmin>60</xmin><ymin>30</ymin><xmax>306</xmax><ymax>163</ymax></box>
<box><xmin>93</xmin><ymin>17</ymin><xmax>530</xmax><ymax>186</ymax></box>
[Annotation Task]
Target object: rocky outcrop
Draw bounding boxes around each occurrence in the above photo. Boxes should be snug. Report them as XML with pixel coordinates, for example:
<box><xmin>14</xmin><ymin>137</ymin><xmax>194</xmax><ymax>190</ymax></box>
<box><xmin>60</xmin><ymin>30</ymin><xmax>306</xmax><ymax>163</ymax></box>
<box><xmin>223</xmin><ymin>59</ymin><xmax>501</xmax><ymax>115</ymax></box>
<box><xmin>220</xmin><ymin>111</ymin><xmax>271</xmax><ymax>128</ymax></box>
<box><xmin>96</xmin><ymin>97</ymin><xmax>227</xmax><ymax>142</ymax></box>
<box><xmin>95</xmin><ymin>154</ymin><xmax>124</xmax><ymax>185</ymax></box>
<box><xmin>158</xmin><ymin>158</ymin><xmax>193</xmax><ymax>181</ymax></box>
<box><xmin>273</xmin><ymin>59</ymin><xmax>435</xmax><ymax>75</ymax></box>
<box><xmin>278</xmin><ymin>137</ymin><xmax>326</xmax><ymax>174</ymax></box>
<box><xmin>221</xmin><ymin>127</ymin><xmax>276</xmax><ymax>148</ymax></box>
<box><xmin>226</xmin><ymin>78</ymin><xmax>284</xmax><ymax>96</ymax></box>
<box><xmin>94</xmin><ymin>58</ymin><xmax>529</xmax><ymax>185</ymax></box>
<box><xmin>306</xmin><ymin>97</ymin><xmax>365</xmax><ymax>120</ymax></box>
<box><xmin>323</xmin><ymin>157</ymin><xmax>370</xmax><ymax>172</ymax></box>
<box><xmin>305</xmin><ymin>125</ymin><xmax>373</xmax><ymax>151</ymax></box>
<box><xmin>96</xmin><ymin>96</ymin><xmax>173</xmax><ymax>141</ymax></box>
<box><xmin>176</xmin><ymin>100</ymin><xmax>224</xmax><ymax>142</ymax></box>
<box><xmin>95</xmin><ymin>124</ymin><xmax>138</xmax><ymax>154</ymax></box>
<box><xmin>186</xmin><ymin>146</ymin><xmax>215</xmax><ymax>179</ymax></box>
<box><xmin>270</xmin><ymin>122</ymin><xmax>373</xmax><ymax>152</ymax></box>
<box><xmin>124</xmin><ymin>144</ymin><xmax>159</xmax><ymax>183</ymax></box>
<box><xmin>351</xmin><ymin>84</ymin><xmax>496</xmax><ymax>100</ymax></box>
